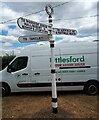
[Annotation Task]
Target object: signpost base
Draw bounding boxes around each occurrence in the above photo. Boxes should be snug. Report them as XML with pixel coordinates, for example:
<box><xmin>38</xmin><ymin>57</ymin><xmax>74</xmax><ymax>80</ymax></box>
<box><xmin>53</xmin><ymin>108</ymin><xmax>58</xmax><ymax>114</ymax></box>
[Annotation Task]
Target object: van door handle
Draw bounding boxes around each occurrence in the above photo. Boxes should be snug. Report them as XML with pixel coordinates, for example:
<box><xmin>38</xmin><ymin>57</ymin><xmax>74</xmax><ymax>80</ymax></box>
<box><xmin>34</xmin><ymin>72</ymin><xmax>40</xmax><ymax>75</ymax></box>
<box><xmin>22</xmin><ymin>73</ymin><xmax>28</xmax><ymax>75</ymax></box>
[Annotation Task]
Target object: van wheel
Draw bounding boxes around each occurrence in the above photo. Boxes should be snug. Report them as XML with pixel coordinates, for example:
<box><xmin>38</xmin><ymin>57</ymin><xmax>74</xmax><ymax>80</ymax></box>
<box><xmin>84</xmin><ymin>82</ymin><xmax>98</xmax><ymax>95</ymax></box>
<box><xmin>1</xmin><ymin>83</ymin><xmax>10</xmax><ymax>97</ymax></box>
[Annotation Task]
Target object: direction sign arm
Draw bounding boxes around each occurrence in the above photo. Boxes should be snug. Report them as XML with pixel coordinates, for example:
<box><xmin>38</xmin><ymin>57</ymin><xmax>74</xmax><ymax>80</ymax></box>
<box><xmin>17</xmin><ymin>17</ymin><xmax>49</xmax><ymax>34</ymax></box>
<box><xmin>53</xmin><ymin>27</ymin><xmax>77</xmax><ymax>35</ymax></box>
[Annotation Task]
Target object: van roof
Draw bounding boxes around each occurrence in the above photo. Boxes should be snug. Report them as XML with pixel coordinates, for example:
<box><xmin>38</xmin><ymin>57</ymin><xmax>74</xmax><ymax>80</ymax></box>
<box><xmin>20</xmin><ymin>41</ymin><xmax>97</xmax><ymax>56</ymax></box>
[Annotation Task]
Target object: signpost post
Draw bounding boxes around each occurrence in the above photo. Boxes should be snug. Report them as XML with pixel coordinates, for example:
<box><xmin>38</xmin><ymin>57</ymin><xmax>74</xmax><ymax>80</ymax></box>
<box><xmin>17</xmin><ymin>4</ymin><xmax>77</xmax><ymax>114</ymax></box>
<box><xmin>45</xmin><ymin>4</ymin><xmax>58</xmax><ymax>114</ymax></box>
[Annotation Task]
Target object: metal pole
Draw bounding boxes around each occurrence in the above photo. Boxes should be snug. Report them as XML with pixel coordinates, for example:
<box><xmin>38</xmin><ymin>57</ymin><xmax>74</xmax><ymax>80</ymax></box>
<box><xmin>48</xmin><ymin>14</ymin><xmax>58</xmax><ymax>114</ymax></box>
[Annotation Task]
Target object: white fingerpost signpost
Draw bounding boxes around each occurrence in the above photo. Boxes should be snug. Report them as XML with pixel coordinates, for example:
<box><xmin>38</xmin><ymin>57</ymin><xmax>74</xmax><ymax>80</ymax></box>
<box><xmin>45</xmin><ymin>4</ymin><xmax>58</xmax><ymax>114</ymax></box>
<box><xmin>17</xmin><ymin>4</ymin><xmax>77</xmax><ymax>114</ymax></box>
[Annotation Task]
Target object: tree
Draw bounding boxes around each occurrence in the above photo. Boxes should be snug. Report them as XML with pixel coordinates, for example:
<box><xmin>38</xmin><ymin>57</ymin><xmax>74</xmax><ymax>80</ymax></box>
<box><xmin>0</xmin><ymin>55</ymin><xmax>16</xmax><ymax>70</ymax></box>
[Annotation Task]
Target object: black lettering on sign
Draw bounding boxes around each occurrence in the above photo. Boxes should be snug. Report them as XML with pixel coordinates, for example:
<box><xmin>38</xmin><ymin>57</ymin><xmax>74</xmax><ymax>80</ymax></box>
<box><xmin>23</xmin><ymin>37</ymin><xmax>27</xmax><ymax>40</ymax></box>
<box><xmin>21</xmin><ymin>18</ymin><xmax>25</xmax><ymax>22</ymax></box>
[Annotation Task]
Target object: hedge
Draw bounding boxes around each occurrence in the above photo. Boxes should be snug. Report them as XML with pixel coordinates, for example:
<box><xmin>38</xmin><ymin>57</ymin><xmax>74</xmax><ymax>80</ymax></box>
<box><xmin>0</xmin><ymin>55</ymin><xmax>16</xmax><ymax>70</ymax></box>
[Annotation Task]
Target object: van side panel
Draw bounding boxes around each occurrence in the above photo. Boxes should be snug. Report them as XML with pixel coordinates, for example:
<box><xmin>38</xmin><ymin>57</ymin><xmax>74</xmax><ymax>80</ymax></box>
<box><xmin>59</xmin><ymin>46</ymin><xmax>97</xmax><ymax>90</ymax></box>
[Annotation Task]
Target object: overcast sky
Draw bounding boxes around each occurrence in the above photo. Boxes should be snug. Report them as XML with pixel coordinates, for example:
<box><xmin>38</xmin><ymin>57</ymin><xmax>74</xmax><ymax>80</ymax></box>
<box><xmin>0</xmin><ymin>0</ymin><xmax>98</xmax><ymax>56</ymax></box>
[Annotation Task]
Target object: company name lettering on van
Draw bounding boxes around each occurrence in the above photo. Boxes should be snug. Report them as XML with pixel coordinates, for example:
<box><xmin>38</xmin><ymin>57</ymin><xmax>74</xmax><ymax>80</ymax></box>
<box><xmin>55</xmin><ymin>56</ymin><xmax>85</xmax><ymax>63</ymax></box>
<box><xmin>50</xmin><ymin>56</ymin><xmax>85</xmax><ymax>68</ymax></box>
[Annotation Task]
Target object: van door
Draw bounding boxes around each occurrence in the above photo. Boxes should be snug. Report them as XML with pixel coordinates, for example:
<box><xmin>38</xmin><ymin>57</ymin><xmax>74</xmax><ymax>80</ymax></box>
<box><xmin>30</xmin><ymin>49</ymin><xmax>62</xmax><ymax>91</ymax></box>
<box><xmin>7</xmin><ymin>56</ymin><xmax>31</xmax><ymax>92</ymax></box>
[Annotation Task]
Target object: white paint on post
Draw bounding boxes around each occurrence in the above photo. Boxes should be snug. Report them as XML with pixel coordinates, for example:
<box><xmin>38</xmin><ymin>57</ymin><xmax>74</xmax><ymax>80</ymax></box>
<box><xmin>52</xmin><ymin>102</ymin><xmax>58</xmax><ymax>108</ymax></box>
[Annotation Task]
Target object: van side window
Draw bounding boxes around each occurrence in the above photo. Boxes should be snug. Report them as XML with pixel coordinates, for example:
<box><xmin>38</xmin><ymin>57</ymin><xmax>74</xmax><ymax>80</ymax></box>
<box><xmin>10</xmin><ymin>56</ymin><xmax>28</xmax><ymax>72</ymax></box>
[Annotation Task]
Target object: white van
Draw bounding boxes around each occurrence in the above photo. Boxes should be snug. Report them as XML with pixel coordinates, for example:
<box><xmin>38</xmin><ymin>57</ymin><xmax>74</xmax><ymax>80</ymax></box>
<box><xmin>0</xmin><ymin>41</ymin><xmax>99</xmax><ymax>96</ymax></box>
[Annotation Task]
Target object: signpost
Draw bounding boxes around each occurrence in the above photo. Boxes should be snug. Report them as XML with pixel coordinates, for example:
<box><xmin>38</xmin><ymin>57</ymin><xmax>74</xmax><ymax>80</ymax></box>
<box><xmin>17</xmin><ymin>4</ymin><xmax>77</xmax><ymax>114</ymax></box>
<box><xmin>45</xmin><ymin>4</ymin><xmax>58</xmax><ymax>114</ymax></box>
<box><xmin>18</xmin><ymin>34</ymin><xmax>49</xmax><ymax>42</ymax></box>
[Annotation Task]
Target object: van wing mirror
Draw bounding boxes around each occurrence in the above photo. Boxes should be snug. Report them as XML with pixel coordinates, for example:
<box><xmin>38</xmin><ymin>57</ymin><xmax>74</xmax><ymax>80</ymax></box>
<box><xmin>7</xmin><ymin>65</ymin><xmax>12</xmax><ymax>73</ymax></box>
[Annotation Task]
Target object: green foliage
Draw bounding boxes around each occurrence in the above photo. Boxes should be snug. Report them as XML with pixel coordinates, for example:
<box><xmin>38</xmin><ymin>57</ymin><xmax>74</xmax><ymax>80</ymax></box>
<box><xmin>0</xmin><ymin>55</ymin><xmax>16</xmax><ymax>70</ymax></box>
